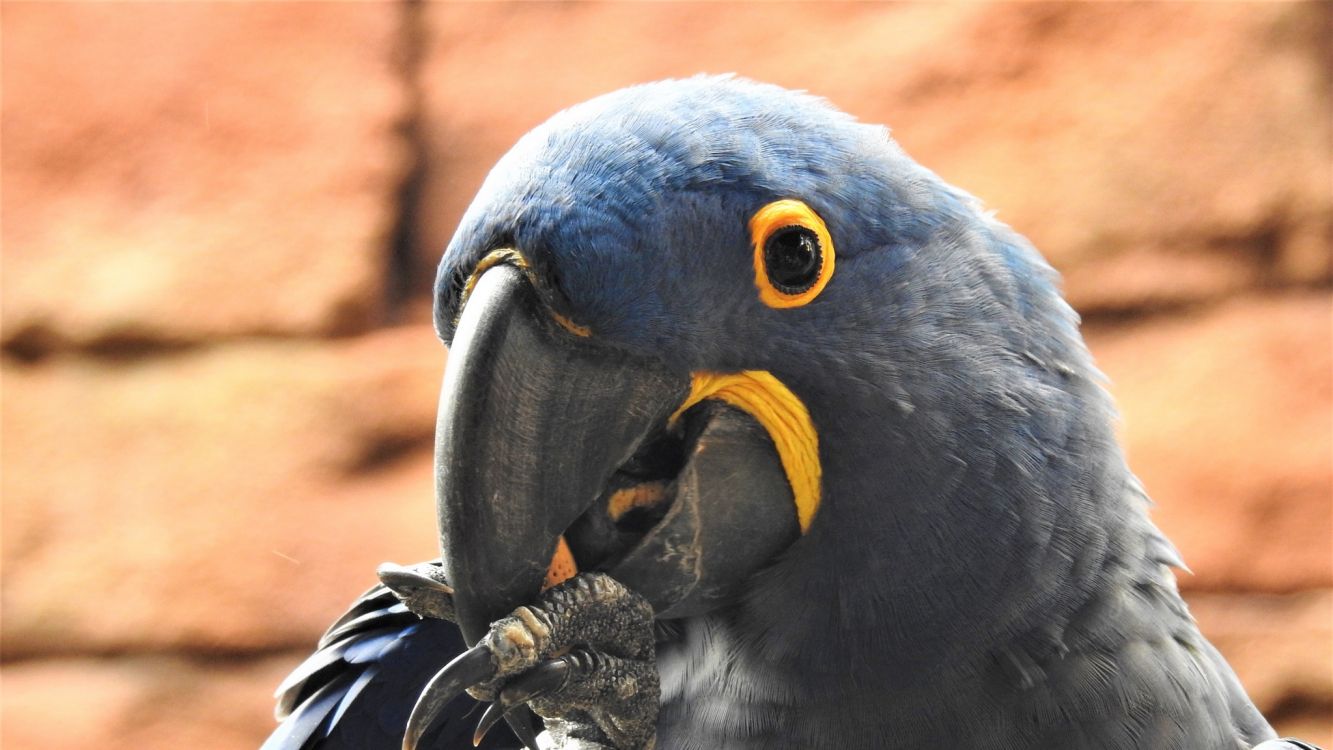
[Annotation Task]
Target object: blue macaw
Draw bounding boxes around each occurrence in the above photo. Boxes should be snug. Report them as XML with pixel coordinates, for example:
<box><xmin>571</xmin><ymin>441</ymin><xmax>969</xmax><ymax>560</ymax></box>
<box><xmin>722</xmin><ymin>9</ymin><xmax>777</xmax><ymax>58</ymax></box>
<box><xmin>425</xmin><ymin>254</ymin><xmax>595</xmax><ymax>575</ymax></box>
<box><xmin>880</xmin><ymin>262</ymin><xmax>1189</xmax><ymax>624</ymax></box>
<box><xmin>267</xmin><ymin>76</ymin><xmax>1318</xmax><ymax>750</ymax></box>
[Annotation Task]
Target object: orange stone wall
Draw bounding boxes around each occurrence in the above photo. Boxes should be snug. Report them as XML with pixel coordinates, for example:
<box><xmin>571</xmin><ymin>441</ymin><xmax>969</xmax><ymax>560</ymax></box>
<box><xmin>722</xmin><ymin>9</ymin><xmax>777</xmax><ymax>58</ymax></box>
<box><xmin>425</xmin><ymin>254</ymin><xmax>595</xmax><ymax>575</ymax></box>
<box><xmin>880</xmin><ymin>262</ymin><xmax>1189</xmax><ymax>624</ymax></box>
<box><xmin>3</xmin><ymin>3</ymin><xmax>1329</xmax><ymax>748</ymax></box>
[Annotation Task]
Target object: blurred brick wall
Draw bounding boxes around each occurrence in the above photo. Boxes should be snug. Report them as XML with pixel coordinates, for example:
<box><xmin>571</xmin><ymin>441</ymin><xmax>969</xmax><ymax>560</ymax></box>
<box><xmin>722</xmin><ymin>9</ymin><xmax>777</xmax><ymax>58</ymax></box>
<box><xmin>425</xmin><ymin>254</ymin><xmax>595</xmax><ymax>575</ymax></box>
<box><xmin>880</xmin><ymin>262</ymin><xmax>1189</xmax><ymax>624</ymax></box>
<box><xmin>3</xmin><ymin>3</ymin><xmax>1329</xmax><ymax>748</ymax></box>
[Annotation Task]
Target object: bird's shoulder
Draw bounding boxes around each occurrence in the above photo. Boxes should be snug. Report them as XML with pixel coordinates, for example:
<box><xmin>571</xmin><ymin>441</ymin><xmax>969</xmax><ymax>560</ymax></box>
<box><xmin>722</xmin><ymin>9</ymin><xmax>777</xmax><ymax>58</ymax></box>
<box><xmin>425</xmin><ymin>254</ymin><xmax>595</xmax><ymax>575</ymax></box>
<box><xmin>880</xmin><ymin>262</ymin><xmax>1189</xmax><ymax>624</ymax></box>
<box><xmin>994</xmin><ymin>479</ymin><xmax>1276</xmax><ymax>749</ymax></box>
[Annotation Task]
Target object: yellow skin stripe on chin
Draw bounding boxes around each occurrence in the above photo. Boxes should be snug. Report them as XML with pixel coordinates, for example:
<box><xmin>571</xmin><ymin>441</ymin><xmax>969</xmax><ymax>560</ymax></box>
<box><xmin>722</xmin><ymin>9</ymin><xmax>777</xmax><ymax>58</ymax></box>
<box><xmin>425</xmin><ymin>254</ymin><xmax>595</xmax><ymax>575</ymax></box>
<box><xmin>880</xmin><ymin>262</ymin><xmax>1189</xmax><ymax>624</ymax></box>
<box><xmin>671</xmin><ymin>371</ymin><xmax>821</xmax><ymax>532</ymax></box>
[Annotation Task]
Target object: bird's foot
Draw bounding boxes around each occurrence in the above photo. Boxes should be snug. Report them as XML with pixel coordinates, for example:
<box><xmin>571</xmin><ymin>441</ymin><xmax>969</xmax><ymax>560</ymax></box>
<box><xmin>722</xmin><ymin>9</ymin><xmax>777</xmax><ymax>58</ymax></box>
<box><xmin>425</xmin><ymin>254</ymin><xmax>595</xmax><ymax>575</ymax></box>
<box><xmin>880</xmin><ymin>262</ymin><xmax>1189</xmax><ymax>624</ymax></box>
<box><xmin>377</xmin><ymin>560</ymin><xmax>457</xmax><ymax>621</ymax></box>
<box><xmin>393</xmin><ymin>571</ymin><xmax>658</xmax><ymax>750</ymax></box>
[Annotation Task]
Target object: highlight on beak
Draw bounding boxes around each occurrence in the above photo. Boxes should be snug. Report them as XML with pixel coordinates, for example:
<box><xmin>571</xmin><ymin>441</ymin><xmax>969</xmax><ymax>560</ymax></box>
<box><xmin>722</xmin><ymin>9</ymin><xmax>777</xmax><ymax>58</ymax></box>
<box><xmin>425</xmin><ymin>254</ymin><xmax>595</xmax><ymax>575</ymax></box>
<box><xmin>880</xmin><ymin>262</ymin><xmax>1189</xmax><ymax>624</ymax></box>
<box><xmin>434</xmin><ymin>263</ymin><xmax>690</xmax><ymax>643</ymax></box>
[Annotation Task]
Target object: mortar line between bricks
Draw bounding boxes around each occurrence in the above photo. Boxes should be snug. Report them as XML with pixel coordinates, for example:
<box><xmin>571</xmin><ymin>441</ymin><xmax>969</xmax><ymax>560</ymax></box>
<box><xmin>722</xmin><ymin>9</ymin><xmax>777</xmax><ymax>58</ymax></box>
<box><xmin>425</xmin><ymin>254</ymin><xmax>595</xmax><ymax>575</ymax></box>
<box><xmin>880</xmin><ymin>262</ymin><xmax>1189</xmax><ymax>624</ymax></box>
<box><xmin>0</xmin><ymin>644</ymin><xmax>331</xmax><ymax>667</ymax></box>
<box><xmin>4</xmin><ymin>284</ymin><xmax>1327</xmax><ymax>366</ymax></box>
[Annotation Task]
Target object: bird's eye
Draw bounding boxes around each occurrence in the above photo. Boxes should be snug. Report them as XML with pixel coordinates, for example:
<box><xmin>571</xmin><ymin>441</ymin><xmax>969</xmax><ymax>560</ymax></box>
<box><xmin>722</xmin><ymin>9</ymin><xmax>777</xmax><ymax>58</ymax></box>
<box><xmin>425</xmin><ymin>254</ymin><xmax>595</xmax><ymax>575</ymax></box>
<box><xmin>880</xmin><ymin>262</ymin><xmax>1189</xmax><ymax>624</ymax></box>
<box><xmin>750</xmin><ymin>199</ymin><xmax>835</xmax><ymax>308</ymax></box>
<box><xmin>765</xmin><ymin>227</ymin><xmax>821</xmax><ymax>293</ymax></box>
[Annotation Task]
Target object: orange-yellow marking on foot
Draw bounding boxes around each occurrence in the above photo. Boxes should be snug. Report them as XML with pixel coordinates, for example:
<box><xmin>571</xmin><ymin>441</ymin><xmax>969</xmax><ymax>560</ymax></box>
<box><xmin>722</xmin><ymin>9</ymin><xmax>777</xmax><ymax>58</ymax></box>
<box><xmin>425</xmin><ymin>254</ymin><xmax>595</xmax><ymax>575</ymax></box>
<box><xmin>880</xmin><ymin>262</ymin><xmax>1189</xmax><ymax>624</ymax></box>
<box><xmin>542</xmin><ymin>535</ymin><xmax>578</xmax><ymax>590</ymax></box>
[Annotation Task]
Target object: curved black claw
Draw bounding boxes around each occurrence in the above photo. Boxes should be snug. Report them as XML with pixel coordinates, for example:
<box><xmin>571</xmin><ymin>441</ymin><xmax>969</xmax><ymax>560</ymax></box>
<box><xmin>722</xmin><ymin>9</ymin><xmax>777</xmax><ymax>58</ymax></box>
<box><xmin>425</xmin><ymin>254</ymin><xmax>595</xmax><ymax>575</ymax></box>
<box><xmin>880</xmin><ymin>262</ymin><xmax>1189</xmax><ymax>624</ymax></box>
<box><xmin>506</xmin><ymin>711</ymin><xmax>543</xmax><ymax>750</ymax></box>
<box><xmin>403</xmin><ymin>644</ymin><xmax>497</xmax><ymax>750</ymax></box>
<box><xmin>472</xmin><ymin>658</ymin><xmax>574</xmax><ymax>745</ymax></box>
<box><xmin>404</xmin><ymin>574</ymin><xmax>656</xmax><ymax>750</ymax></box>
<box><xmin>473</xmin><ymin>702</ymin><xmax>509</xmax><ymax>749</ymax></box>
<box><xmin>378</xmin><ymin>561</ymin><xmax>457</xmax><ymax>622</ymax></box>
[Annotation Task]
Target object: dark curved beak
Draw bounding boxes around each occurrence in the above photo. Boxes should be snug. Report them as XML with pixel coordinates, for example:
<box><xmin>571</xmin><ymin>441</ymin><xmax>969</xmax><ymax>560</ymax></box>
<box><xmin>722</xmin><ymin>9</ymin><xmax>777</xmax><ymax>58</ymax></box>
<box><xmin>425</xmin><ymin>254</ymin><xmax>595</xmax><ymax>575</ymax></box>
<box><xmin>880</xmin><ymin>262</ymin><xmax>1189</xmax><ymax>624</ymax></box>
<box><xmin>435</xmin><ymin>264</ymin><xmax>689</xmax><ymax>643</ymax></box>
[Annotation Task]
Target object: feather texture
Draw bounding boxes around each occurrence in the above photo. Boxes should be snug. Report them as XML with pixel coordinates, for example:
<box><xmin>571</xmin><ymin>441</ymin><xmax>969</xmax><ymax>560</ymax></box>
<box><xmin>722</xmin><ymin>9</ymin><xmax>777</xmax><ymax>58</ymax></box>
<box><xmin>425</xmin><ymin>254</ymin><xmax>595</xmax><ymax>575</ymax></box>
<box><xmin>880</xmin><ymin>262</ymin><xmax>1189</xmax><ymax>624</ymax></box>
<box><xmin>266</xmin><ymin>583</ymin><xmax>517</xmax><ymax>749</ymax></box>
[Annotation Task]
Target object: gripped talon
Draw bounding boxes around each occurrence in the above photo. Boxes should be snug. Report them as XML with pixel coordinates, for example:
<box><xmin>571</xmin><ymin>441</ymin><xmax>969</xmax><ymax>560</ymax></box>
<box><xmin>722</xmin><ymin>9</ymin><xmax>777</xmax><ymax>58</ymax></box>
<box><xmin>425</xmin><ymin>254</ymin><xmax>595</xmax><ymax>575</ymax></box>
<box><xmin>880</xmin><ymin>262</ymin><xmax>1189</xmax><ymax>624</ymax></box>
<box><xmin>472</xmin><ymin>701</ymin><xmax>509</xmax><ymax>747</ymax></box>
<box><xmin>404</xmin><ymin>572</ymin><xmax>658</xmax><ymax>750</ymax></box>
<box><xmin>506</xmin><ymin>710</ymin><xmax>543</xmax><ymax>750</ymax></box>
<box><xmin>473</xmin><ymin>657</ymin><xmax>575</xmax><ymax>745</ymax></box>
<box><xmin>403</xmin><ymin>644</ymin><xmax>497</xmax><ymax>750</ymax></box>
<box><xmin>378</xmin><ymin>561</ymin><xmax>457</xmax><ymax>621</ymax></box>
<box><xmin>528</xmin><ymin>651</ymin><xmax>658</xmax><ymax>750</ymax></box>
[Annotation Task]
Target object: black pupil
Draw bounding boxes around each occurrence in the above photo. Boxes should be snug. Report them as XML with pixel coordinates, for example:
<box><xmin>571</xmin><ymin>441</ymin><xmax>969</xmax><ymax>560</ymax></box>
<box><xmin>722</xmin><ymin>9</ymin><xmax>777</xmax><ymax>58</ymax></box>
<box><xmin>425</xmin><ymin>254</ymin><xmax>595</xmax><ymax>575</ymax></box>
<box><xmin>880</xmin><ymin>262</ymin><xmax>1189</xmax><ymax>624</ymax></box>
<box><xmin>764</xmin><ymin>226</ymin><xmax>821</xmax><ymax>294</ymax></box>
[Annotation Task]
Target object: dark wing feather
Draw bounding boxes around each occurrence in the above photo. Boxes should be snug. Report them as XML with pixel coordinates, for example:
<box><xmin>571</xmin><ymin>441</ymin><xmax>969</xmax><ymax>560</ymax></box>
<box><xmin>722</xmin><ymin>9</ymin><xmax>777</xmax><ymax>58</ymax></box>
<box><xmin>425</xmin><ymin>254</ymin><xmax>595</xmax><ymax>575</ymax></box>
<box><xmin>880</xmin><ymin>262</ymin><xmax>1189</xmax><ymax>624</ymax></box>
<box><xmin>265</xmin><ymin>583</ymin><xmax>518</xmax><ymax>750</ymax></box>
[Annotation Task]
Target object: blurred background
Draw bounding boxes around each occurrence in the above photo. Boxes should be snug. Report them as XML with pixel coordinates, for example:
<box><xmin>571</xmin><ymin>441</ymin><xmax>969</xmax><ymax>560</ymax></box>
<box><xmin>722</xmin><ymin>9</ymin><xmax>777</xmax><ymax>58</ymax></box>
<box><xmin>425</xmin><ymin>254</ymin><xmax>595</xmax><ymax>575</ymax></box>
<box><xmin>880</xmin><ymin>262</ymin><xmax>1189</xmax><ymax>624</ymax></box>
<box><xmin>2</xmin><ymin>2</ymin><xmax>1330</xmax><ymax>748</ymax></box>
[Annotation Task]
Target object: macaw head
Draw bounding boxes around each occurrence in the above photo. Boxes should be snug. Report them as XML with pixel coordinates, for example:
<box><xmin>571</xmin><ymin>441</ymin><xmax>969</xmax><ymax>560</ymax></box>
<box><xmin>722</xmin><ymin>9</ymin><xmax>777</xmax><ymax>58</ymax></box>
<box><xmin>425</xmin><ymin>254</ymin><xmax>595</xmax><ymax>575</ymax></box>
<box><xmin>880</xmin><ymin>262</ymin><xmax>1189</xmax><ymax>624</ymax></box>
<box><xmin>432</xmin><ymin>76</ymin><xmax>1117</xmax><ymax>667</ymax></box>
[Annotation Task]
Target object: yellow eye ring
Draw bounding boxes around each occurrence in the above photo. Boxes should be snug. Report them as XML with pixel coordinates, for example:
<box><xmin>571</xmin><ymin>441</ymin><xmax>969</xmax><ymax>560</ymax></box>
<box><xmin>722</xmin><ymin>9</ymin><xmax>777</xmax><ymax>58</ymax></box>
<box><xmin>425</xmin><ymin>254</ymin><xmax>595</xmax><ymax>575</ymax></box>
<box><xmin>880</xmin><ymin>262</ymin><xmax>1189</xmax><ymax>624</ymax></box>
<box><xmin>750</xmin><ymin>199</ymin><xmax>836</xmax><ymax>308</ymax></box>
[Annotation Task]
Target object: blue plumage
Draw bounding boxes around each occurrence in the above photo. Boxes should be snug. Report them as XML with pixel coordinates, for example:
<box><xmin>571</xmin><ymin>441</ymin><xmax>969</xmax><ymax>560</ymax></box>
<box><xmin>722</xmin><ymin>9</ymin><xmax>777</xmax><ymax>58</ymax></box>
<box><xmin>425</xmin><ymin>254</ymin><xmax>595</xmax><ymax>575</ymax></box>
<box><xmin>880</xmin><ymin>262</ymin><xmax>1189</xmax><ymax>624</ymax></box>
<box><xmin>268</xmin><ymin>585</ymin><xmax>518</xmax><ymax>749</ymax></box>
<box><xmin>271</xmin><ymin>76</ymin><xmax>1295</xmax><ymax>749</ymax></box>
